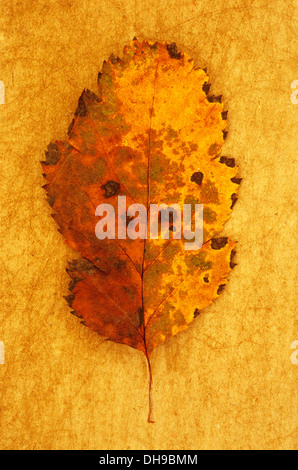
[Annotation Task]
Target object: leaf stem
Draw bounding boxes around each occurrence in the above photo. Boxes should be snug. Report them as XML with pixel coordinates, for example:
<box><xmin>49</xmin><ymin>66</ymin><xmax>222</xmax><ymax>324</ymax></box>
<box><xmin>146</xmin><ymin>353</ymin><xmax>155</xmax><ymax>423</ymax></box>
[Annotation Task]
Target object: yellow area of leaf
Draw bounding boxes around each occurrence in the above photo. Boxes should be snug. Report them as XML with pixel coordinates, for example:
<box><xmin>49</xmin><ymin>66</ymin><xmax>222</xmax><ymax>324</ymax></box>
<box><xmin>145</xmin><ymin>238</ymin><xmax>236</xmax><ymax>352</ymax></box>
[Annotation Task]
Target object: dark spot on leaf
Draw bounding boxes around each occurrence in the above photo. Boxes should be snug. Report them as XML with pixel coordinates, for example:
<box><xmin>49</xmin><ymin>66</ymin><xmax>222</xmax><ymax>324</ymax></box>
<box><xmin>133</xmin><ymin>36</ymin><xmax>137</xmax><ymax>40</ymax></box>
<box><xmin>211</xmin><ymin>237</ymin><xmax>228</xmax><ymax>250</ymax></box>
<box><xmin>230</xmin><ymin>193</ymin><xmax>238</xmax><ymax>209</ymax></box>
<box><xmin>64</xmin><ymin>294</ymin><xmax>75</xmax><ymax>308</ymax></box>
<box><xmin>75</xmin><ymin>90</ymin><xmax>100</xmax><ymax>117</ymax></box>
<box><xmin>203</xmin><ymin>275</ymin><xmax>209</xmax><ymax>283</ymax></box>
<box><xmin>230</xmin><ymin>249</ymin><xmax>237</xmax><ymax>269</ymax></box>
<box><xmin>47</xmin><ymin>195</ymin><xmax>55</xmax><ymax>207</ymax></box>
<box><xmin>67</xmin><ymin>258</ymin><xmax>96</xmax><ymax>274</ymax></box>
<box><xmin>217</xmin><ymin>284</ymin><xmax>225</xmax><ymax>295</ymax></box>
<box><xmin>137</xmin><ymin>307</ymin><xmax>144</xmax><ymax>327</ymax></box>
<box><xmin>194</xmin><ymin>308</ymin><xmax>200</xmax><ymax>318</ymax></box>
<box><xmin>202</xmin><ymin>82</ymin><xmax>211</xmax><ymax>94</ymax></box>
<box><xmin>43</xmin><ymin>142</ymin><xmax>60</xmax><ymax>165</ymax></box>
<box><xmin>221</xmin><ymin>110</ymin><xmax>228</xmax><ymax>120</ymax></box>
<box><xmin>191</xmin><ymin>171</ymin><xmax>204</xmax><ymax>186</ymax></box>
<box><xmin>126</xmin><ymin>214</ymin><xmax>135</xmax><ymax>227</ymax></box>
<box><xmin>71</xmin><ymin>309</ymin><xmax>82</xmax><ymax>319</ymax></box>
<box><xmin>158</xmin><ymin>209</ymin><xmax>176</xmax><ymax>233</ymax></box>
<box><xmin>109</xmin><ymin>53</ymin><xmax>118</xmax><ymax>64</ymax></box>
<box><xmin>207</xmin><ymin>95</ymin><xmax>222</xmax><ymax>103</ymax></box>
<box><xmin>219</xmin><ymin>156</ymin><xmax>235</xmax><ymax>168</ymax></box>
<box><xmin>68</xmin><ymin>118</ymin><xmax>75</xmax><ymax>135</ymax></box>
<box><xmin>85</xmin><ymin>89</ymin><xmax>101</xmax><ymax>102</ymax></box>
<box><xmin>112</xmin><ymin>258</ymin><xmax>126</xmax><ymax>271</ymax></box>
<box><xmin>231</xmin><ymin>177</ymin><xmax>242</xmax><ymax>184</ymax></box>
<box><xmin>208</xmin><ymin>143</ymin><xmax>221</xmax><ymax>156</ymax></box>
<box><xmin>223</xmin><ymin>130</ymin><xmax>228</xmax><ymax>140</ymax></box>
<box><xmin>166</xmin><ymin>43</ymin><xmax>181</xmax><ymax>60</ymax></box>
<box><xmin>125</xmin><ymin>331</ymin><xmax>135</xmax><ymax>338</ymax></box>
<box><xmin>101</xmin><ymin>180</ymin><xmax>120</xmax><ymax>198</ymax></box>
<box><xmin>75</xmin><ymin>94</ymin><xmax>88</xmax><ymax>117</ymax></box>
<box><xmin>203</xmin><ymin>207</ymin><xmax>217</xmax><ymax>223</ymax></box>
<box><xmin>68</xmin><ymin>277</ymin><xmax>83</xmax><ymax>292</ymax></box>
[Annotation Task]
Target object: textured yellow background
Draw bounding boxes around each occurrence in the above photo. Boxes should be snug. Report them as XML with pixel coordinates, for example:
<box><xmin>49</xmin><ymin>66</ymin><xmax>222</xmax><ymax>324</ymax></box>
<box><xmin>0</xmin><ymin>0</ymin><xmax>297</xmax><ymax>450</ymax></box>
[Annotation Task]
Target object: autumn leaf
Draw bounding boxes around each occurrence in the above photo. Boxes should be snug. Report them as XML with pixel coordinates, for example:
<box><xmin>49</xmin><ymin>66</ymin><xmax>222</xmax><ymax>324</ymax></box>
<box><xmin>42</xmin><ymin>40</ymin><xmax>240</xmax><ymax>423</ymax></box>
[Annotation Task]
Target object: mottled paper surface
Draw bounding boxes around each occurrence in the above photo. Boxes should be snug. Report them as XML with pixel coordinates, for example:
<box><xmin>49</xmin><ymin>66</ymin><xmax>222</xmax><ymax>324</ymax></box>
<box><xmin>0</xmin><ymin>0</ymin><xmax>297</xmax><ymax>450</ymax></box>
